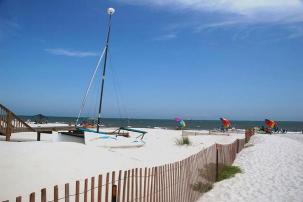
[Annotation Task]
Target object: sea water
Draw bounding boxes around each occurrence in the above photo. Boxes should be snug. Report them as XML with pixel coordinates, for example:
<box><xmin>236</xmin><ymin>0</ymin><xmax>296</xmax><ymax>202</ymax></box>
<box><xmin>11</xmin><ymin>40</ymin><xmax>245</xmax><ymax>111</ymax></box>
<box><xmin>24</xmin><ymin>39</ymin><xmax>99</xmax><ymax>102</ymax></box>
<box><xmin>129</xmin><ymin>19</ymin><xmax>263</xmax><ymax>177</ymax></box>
<box><xmin>20</xmin><ymin>116</ymin><xmax>303</xmax><ymax>132</ymax></box>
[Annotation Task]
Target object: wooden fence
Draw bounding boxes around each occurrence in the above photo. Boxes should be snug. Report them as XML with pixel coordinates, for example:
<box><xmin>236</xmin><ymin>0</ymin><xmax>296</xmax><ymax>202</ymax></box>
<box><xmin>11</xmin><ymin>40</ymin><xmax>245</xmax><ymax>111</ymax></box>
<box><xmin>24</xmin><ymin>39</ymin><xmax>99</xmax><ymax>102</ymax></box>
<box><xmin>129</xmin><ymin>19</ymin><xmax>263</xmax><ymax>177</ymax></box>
<box><xmin>3</xmin><ymin>133</ymin><xmax>254</xmax><ymax>202</ymax></box>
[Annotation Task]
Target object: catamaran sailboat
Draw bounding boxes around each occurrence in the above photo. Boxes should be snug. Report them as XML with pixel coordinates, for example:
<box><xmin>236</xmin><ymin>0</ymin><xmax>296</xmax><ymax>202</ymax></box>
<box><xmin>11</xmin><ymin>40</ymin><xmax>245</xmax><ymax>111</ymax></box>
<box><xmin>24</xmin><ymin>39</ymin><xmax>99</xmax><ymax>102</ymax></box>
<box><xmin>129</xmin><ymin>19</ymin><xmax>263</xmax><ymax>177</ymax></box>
<box><xmin>76</xmin><ymin>8</ymin><xmax>147</xmax><ymax>148</ymax></box>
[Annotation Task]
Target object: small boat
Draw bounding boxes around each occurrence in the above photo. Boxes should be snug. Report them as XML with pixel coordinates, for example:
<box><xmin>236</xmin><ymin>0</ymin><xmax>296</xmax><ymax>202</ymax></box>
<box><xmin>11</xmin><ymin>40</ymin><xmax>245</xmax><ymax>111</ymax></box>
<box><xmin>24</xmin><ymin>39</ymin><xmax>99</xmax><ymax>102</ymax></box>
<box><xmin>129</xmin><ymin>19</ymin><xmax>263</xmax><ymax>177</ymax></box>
<box><xmin>84</xmin><ymin>132</ymin><xmax>145</xmax><ymax>148</ymax></box>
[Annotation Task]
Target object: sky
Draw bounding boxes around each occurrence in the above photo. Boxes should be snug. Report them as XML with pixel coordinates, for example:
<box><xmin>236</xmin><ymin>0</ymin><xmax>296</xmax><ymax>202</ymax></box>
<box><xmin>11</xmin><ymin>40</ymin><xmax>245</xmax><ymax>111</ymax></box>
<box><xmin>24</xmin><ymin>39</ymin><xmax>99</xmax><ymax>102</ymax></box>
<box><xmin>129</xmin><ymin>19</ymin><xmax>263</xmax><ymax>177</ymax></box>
<box><xmin>0</xmin><ymin>0</ymin><xmax>303</xmax><ymax>121</ymax></box>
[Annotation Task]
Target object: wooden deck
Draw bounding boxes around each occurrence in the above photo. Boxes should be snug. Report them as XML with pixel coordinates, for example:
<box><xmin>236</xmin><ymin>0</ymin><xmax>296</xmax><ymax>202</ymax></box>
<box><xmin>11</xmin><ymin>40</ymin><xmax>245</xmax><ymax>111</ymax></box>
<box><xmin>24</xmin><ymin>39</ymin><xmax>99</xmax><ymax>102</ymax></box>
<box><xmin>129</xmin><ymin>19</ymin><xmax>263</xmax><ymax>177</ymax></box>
<box><xmin>0</xmin><ymin>103</ymin><xmax>77</xmax><ymax>141</ymax></box>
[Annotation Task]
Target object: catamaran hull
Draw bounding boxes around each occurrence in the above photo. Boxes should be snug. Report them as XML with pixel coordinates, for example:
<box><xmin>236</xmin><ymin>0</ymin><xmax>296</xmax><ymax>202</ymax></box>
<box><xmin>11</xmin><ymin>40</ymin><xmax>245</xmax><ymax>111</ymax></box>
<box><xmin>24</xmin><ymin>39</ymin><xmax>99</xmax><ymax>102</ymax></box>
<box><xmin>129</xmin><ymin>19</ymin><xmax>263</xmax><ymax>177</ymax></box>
<box><xmin>84</xmin><ymin>132</ymin><xmax>145</xmax><ymax>148</ymax></box>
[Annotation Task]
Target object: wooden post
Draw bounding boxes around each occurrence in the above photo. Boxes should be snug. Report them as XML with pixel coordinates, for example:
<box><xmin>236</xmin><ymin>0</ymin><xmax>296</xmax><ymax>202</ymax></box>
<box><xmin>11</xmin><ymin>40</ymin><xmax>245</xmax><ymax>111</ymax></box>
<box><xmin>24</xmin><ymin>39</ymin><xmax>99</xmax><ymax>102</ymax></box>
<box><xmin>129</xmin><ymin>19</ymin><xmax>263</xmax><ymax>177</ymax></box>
<box><xmin>139</xmin><ymin>168</ymin><xmax>142</xmax><ymax>202</ymax></box>
<box><xmin>237</xmin><ymin>139</ymin><xmax>239</xmax><ymax>153</ymax></box>
<box><xmin>5</xmin><ymin>112</ymin><xmax>12</xmax><ymax>141</ymax></box>
<box><xmin>117</xmin><ymin>171</ymin><xmax>122</xmax><ymax>202</ymax></box>
<box><xmin>112</xmin><ymin>185</ymin><xmax>117</xmax><ymax>202</ymax></box>
<box><xmin>41</xmin><ymin>188</ymin><xmax>47</xmax><ymax>202</ymax></box>
<box><xmin>143</xmin><ymin>168</ymin><xmax>147</xmax><ymax>202</ymax></box>
<box><xmin>84</xmin><ymin>179</ymin><xmax>88</xmax><ymax>202</ymax></box>
<box><xmin>29</xmin><ymin>192</ymin><xmax>35</xmax><ymax>202</ymax></box>
<box><xmin>111</xmin><ymin>172</ymin><xmax>116</xmax><ymax>202</ymax></box>
<box><xmin>131</xmin><ymin>169</ymin><xmax>134</xmax><ymax>202</ymax></box>
<box><xmin>216</xmin><ymin>144</ymin><xmax>219</xmax><ymax>182</ymax></box>
<box><xmin>91</xmin><ymin>177</ymin><xmax>95</xmax><ymax>202</ymax></box>
<box><xmin>122</xmin><ymin>171</ymin><xmax>127</xmax><ymax>202</ymax></box>
<box><xmin>54</xmin><ymin>185</ymin><xmax>59</xmax><ymax>202</ymax></box>
<box><xmin>65</xmin><ymin>183</ymin><xmax>70</xmax><ymax>202</ymax></box>
<box><xmin>37</xmin><ymin>132</ymin><xmax>41</xmax><ymax>141</ymax></box>
<box><xmin>98</xmin><ymin>175</ymin><xmax>103</xmax><ymax>202</ymax></box>
<box><xmin>16</xmin><ymin>196</ymin><xmax>22</xmax><ymax>202</ymax></box>
<box><xmin>105</xmin><ymin>173</ymin><xmax>110</xmax><ymax>202</ymax></box>
<box><xmin>76</xmin><ymin>181</ymin><xmax>80</xmax><ymax>202</ymax></box>
<box><xmin>135</xmin><ymin>168</ymin><xmax>138</xmax><ymax>202</ymax></box>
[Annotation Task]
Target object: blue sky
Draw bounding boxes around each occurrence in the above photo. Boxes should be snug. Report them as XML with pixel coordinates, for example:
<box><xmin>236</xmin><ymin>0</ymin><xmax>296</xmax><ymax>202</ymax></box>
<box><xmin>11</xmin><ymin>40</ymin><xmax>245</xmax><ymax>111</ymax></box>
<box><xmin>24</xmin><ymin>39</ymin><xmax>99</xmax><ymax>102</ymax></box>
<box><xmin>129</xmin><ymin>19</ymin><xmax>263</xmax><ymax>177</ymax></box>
<box><xmin>1</xmin><ymin>0</ymin><xmax>303</xmax><ymax>121</ymax></box>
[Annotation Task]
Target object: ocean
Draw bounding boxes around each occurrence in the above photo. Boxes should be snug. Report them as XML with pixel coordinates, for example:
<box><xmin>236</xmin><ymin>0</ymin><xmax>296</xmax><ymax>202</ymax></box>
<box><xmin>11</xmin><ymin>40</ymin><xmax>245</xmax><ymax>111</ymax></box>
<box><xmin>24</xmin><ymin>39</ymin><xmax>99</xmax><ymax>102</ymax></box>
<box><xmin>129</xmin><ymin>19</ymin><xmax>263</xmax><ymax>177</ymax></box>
<box><xmin>19</xmin><ymin>116</ymin><xmax>303</xmax><ymax>132</ymax></box>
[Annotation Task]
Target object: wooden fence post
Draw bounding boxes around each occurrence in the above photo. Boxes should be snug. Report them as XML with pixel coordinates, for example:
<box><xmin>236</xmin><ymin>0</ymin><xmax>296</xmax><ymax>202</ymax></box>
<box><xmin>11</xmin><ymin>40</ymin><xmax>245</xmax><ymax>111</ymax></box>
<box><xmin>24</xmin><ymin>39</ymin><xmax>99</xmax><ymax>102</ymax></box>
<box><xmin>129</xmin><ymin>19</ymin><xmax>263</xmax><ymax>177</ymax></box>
<box><xmin>65</xmin><ymin>183</ymin><xmax>70</xmax><ymax>202</ymax></box>
<box><xmin>112</xmin><ymin>185</ymin><xmax>117</xmax><ymax>202</ymax></box>
<box><xmin>98</xmin><ymin>175</ymin><xmax>102</xmax><ymax>202</ymax></box>
<box><xmin>84</xmin><ymin>179</ymin><xmax>88</xmax><ymax>202</ymax></box>
<box><xmin>91</xmin><ymin>177</ymin><xmax>95</xmax><ymax>202</ymax></box>
<box><xmin>105</xmin><ymin>173</ymin><xmax>110</xmax><ymax>202</ymax></box>
<box><xmin>41</xmin><ymin>188</ymin><xmax>47</xmax><ymax>202</ymax></box>
<box><xmin>16</xmin><ymin>196</ymin><xmax>22</xmax><ymax>202</ymax></box>
<box><xmin>54</xmin><ymin>185</ymin><xmax>59</xmax><ymax>202</ymax></box>
<box><xmin>111</xmin><ymin>171</ymin><xmax>116</xmax><ymax>202</ymax></box>
<box><xmin>29</xmin><ymin>192</ymin><xmax>35</xmax><ymax>202</ymax></box>
<box><xmin>216</xmin><ymin>144</ymin><xmax>219</xmax><ymax>182</ymax></box>
<box><xmin>76</xmin><ymin>181</ymin><xmax>80</xmax><ymax>202</ymax></box>
<box><xmin>237</xmin><ymin>139</ymin><xmax>239</xmax><ymax>153</ymax></box>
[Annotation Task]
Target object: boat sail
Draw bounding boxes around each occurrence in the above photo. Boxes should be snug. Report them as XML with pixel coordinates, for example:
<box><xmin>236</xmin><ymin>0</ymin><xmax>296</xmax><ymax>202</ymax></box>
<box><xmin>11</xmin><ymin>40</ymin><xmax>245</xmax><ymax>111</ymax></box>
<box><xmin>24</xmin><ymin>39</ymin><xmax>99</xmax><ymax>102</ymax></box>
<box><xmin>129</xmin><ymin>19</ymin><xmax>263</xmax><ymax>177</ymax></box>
<box><xmin>76</xmin><ymin>8</ymin><xmax>147</xmax><ymax>148</ymax></box>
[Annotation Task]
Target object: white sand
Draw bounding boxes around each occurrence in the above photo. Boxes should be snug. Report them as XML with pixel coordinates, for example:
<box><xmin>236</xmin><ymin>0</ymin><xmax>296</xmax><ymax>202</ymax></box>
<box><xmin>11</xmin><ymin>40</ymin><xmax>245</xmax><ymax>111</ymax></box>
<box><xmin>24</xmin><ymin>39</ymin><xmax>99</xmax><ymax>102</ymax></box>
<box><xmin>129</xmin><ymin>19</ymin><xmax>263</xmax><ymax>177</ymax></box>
<box><xmin>198</xmin><ymin>133</ymin><xmax>303</xmax><ymax>202</ymax></box>
<box><xmin>0</xmin><ymin>127</ymin><xmax>243</xmax><ymax>201</ymax></box>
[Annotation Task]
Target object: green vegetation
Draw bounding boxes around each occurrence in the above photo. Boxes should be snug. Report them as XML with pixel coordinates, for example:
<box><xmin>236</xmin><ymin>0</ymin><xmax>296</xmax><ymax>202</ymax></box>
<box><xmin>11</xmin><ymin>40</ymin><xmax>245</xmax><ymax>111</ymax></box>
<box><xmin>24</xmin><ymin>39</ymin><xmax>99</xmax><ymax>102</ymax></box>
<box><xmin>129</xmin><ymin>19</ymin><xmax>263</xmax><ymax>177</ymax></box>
<box><xmin>191</xmin><ymin>181</ymin><xmax>213</xmax><ymax>193</ymax></box>
<box><xmin>244</xmin><ymin>143</ymin><xmax>254</xmax><ymax>148</ymax></box>
<box><xmin>217</xmin><ymin>165</ymin><xmax>242</xmax><ymax>182</ymax></box>
<box><xmin>175</xmin><ymin>136</ymin><xmax>191</xmax><ymax>145</ymax></box>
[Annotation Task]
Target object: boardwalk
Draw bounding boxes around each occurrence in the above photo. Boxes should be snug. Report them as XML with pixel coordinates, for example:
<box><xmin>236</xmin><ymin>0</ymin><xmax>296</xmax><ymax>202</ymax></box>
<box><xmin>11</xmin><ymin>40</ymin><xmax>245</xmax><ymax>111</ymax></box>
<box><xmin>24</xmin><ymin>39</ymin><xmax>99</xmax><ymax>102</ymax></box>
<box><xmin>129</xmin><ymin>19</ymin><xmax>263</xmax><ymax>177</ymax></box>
<box><xmin>0</xmin><ymin>103</ymin><xmax>76</xmax><ymax>141</ymax></box>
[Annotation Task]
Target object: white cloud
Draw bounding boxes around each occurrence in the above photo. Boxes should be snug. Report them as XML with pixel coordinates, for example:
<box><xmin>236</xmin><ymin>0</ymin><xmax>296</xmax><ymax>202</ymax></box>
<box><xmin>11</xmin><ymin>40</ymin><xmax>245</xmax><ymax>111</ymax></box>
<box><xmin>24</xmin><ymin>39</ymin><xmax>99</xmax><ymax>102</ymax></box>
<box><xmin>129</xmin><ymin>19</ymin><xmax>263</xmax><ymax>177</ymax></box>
<box><xmin>45</xmin><ymin>48</ymin><xmax>98</xmax><ymax>57</ymax></box>
<box><xmin>117</xmin><ymin>0</ymin><xmax>303</xmax><ymax>24</ymax></box>
<box><xmin>154</xmin><ymin>33</ymin><xmax>177</xmax><ymax>41</ymax></box>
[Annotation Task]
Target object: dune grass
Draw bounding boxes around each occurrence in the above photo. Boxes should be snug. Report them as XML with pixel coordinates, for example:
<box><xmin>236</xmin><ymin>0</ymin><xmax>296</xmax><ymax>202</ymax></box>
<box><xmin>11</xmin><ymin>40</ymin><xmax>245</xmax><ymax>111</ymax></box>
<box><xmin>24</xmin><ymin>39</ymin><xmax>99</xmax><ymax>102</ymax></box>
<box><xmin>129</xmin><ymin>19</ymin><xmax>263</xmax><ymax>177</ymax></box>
<box><xmin>175</xmin><ymin>136</ymin><xmax>191</xmax><ymax>145</ymax></box>
<box><xmin>191</xmin><ymin>181</ymin><xmax>213</xmax><ymax>193</ymax></box>
<box><xmin>244</xmin><ymin>143</ymin><xmax>254</xmax><ymax>148</ymax></box>
<box><xmin>217</xmin><ymin>165</ymin><xmax>242</xmax><ymax>182</ymax></box>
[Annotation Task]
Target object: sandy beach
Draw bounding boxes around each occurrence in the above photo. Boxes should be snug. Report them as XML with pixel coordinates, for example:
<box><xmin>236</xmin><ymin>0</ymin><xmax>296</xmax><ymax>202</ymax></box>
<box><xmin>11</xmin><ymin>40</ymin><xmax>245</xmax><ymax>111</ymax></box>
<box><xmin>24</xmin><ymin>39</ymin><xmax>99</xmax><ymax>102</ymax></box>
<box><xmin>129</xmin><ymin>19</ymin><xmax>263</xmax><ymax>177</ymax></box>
<box><xmin>1</xmin><ymin>124</ymin><xmax>302</xmax><ymax>201</ymax></box>
<box><xmin>0</xmin><ymin>126</ymin><xmax>244</xmax><ymax>201</ymax></box>
<box><xmin>198</xmin><ymin>133</ymin><xmax>303</xmax><ymax>202</ymax></box>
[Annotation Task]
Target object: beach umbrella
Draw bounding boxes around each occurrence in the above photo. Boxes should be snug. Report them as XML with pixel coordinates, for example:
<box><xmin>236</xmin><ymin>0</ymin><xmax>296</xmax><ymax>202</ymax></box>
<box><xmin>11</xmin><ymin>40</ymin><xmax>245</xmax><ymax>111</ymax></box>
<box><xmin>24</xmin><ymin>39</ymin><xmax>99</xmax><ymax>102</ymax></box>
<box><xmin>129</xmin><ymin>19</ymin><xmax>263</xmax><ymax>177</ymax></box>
<box><xmin>175</xmin><ymin>117</ymin><xmax>186</xmax><ymax>129</ymax></box>
<box><xmin>265</xmin><ymin>119</ymin><xmax>277</xmax><ymax>129</ymax></box>
<box><xmin>220</xmin><ymin>118</ymin><xmax>231</xmax><ymax>129</ymax></box>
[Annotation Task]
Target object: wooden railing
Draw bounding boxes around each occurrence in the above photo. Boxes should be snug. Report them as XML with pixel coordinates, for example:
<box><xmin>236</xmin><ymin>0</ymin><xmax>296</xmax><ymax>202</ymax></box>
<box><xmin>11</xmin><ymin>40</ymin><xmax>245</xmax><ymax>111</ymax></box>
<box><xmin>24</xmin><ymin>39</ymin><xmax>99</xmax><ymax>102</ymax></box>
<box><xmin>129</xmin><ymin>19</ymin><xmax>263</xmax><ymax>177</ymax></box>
<box><xmin>0</xmin><ymin>103</ymin><xmax>35</xmax><ymax>141</ymax></box>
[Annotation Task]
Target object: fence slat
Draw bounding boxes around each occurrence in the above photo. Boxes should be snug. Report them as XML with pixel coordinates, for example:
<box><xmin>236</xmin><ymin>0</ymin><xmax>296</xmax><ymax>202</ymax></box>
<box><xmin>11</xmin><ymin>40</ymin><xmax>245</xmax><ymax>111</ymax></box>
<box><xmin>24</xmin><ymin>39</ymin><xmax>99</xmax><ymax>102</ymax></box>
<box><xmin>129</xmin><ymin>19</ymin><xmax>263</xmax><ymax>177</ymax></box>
<box><xmin>84</xmin><ymin>179</ymin><xmax>88</xmax><ymax>202</ymax></box>
<box><xmin>149</xmin><ymin>167</ymin><xmax>154</xmax><ymax>202</ymax></box>
<box><xmin>122</xmin><ymin>171</ymin><xmax>127</xmax><ymax>202</ymax></box>
<box><xmin>76</xmin><ymin>181</ymin><xmax>80</xmax><ymax>202</ymax></box>
<box><xmin>91</xmin><ymin>177</ymin><xmax>95</xmax><ymax>202</ymax></box>
<box><xmin>131</xmin><ymin>169</ymin><xmax>134</xmax><ymax>202</ymax></box>
<box><xmin>16</xmin><ymin>196</ymin><xmax>22</xmax><ymax>202</ymax></box>
<box><xmin>98</xmin><ymin>175</ymin><xmax>102</xmax><ymax>202</ymax></box>
<box><xmin>117</xmin><ymin>170</ymin><xmax>122</xmax><ymax>202</ymax></box>
<box><xmin>105</xmin><ymin>173</ymin><xmax>110</xmax><ymax>202</ymax></box>
<box><xmin>54</xmin><ymin>185</ymin><xmax>59</xmax><ymax>202</ymax></box>
<box><xmin>112</xmin><ymin>171</ymin><xmax>116</xmax><ymax>202</ymax></box>
<box><xmin>139</xmin><ymin>168</ymin><xmax>142</xmax><ymax>202</ymax></box>
<box><xmin>127</xmin><ymin>170</ymin><xmax>130</xmax><ymax>202</ymax></box>
<box><xmin>143</xmin><ymin>168</ymin><xmax>147</xmax><ymax>202</ymax></box>
<box><xmin>41</xmin><ymin>188</ymin><xmax>46</xmax><ymax>202</ymax></box>
<box><xmin>29</xmin><ymin>192</ymin><xmax>35</xmax><ymax>202</ymax></box>
<box><xmin>135</xmin><ymin>168</ymin><xmax>138</xmax><ymax>202</ymax></box>
<box><xmin>65</xmin><ymin>183</ymin><xmax>70</xmax><ymax>202</ymax></box>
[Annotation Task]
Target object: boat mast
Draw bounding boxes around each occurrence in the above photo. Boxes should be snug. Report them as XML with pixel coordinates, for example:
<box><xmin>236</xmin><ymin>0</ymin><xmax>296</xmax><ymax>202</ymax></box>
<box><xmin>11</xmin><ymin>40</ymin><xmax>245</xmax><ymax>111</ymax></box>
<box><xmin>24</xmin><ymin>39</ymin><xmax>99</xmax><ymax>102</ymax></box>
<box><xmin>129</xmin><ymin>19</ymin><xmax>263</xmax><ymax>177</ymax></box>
<box><xmin>97</xmin><ymin>8</ymin><xmax>115</xmax><ymax>133</ymax></box>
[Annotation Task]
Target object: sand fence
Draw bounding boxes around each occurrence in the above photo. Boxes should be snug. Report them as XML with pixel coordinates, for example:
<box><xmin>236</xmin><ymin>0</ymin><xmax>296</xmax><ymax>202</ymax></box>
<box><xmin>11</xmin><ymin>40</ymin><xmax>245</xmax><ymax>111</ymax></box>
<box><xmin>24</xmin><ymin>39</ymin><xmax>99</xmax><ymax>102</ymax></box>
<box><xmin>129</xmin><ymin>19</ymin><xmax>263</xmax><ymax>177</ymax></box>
<box><xmin>4</xmin><ymin>130</ymin><xmax>254</xmax><ymax>202</ymax></box>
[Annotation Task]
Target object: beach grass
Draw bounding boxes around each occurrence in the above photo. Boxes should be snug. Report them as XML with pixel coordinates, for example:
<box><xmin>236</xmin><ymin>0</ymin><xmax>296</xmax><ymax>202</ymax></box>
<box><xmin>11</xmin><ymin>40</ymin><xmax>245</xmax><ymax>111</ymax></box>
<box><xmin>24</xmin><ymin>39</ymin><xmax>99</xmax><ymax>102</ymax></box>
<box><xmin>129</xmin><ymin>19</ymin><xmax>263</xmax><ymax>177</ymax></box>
<box><xmin>176</xmin><ymin>136</ymin><xmax>191</xmax><ymax>145</ymax></box>
<box><xmin>217</xmin><ymin>165</ymin><xmax>242</xmax><ymax>182</ymax></box>
<box><xmin>244</xmin><ymin>143</ymin><xmax>254</xmax><ymax>148</ymax></box>
<box><xmin>191</xmin><ymin>181</ymin><xmax>213</xmax><ymax>193</ymax></box>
